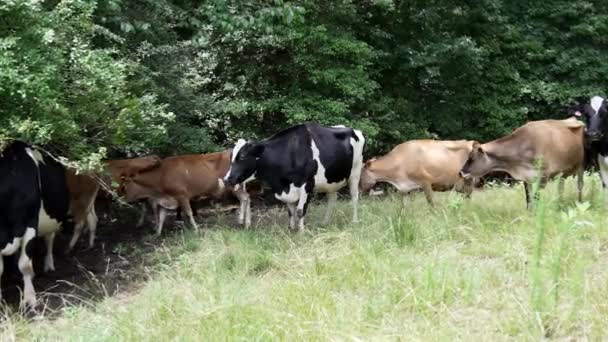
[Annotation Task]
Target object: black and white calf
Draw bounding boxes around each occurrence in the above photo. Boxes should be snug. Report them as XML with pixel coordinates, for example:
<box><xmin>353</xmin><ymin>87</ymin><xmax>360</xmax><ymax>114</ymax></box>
<box><xmin>223</xmin><ymin>123</ymin><xmax>365</xmax><ymax>231</ymax></box>
<box><xmin>0</xmin><ymin>141</ymin><xmax>69</xmax><ymax>307</ymax></box>
<box><xmin>569</xmin><ymin>96</ymin><xmax>608</xmax><ymax>187</ymax></box>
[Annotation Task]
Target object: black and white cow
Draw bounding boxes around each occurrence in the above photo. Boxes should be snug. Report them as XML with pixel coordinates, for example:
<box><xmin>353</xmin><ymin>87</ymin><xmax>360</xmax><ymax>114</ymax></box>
<box><xmin>0</xmin><ymin>141</ymin><xmax>69</xmax><ymax>308</ymax></box>
<box><xmin>569</xmin><ymin>96</ymin><xmax>608</xmax><ymax>187</ymax></box>
<box><xmin>223</xmin><ymin>123</ymin><xmax>365</xmax><ymax>231</ymax></box>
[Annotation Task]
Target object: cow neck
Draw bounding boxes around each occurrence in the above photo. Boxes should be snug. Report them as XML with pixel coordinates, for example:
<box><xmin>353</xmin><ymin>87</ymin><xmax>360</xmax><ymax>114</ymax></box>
<box><xmin>367</xmin><ymin>155</ymin><xmax>401</xmax><ymax>181</ymax></box>
<box><xmin>132</xmin><ymin>168</ymin><xmax>162</xmax><ymax>188</ymax></box>
<box><xmin>215</xmin><ymin>151</ymin><xmax>231</xmax><ymax>176</ymax></box>
<box><xmin>482</xmin><ymin>134</ymin><xmax>527</xmax><ymax>170</ymax></box>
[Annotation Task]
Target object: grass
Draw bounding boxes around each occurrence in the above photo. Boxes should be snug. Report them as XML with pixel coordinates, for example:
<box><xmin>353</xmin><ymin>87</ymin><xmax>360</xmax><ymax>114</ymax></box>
<box><xmin>3</xmin><ymin>175</ymin><xmax>608</xmax><ymax>341</ymax></box>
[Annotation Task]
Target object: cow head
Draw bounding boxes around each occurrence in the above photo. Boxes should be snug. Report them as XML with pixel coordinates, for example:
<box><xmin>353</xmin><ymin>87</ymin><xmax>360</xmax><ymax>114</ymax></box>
<box><xmin>568</xmin><ymin>96</ymin><xmax>608</xmax><ymax>142</ymax></box>
<box><xmin>459</xmin><ymin>141</ymin><xmax>491</xmax><ymax>179</ymax></box>
<box><xmin>223</xmin><ymin>139</ymin><xmax>265</xmax><ymax>186</ymax></box>
<box><xmin>359</xmin><ymin>158</ymin><xmax>378</xmax><ymax>192</ymax></box>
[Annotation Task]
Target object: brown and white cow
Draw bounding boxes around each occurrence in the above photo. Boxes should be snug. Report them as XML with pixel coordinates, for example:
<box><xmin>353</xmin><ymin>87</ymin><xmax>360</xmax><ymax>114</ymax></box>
<box><xmin>459</xmin><ymin>118</ymin><xmax>585</xmax><ymax>207</ymax></box>
<box><xmin>360</xmin><ymin>140</ymin><xmax>476</xmax><ymax>205</ymax></box>
<box><xmin>120</xmin><ymin>151</ymin><xmax>251</xmax><ymax>235</ymax></box>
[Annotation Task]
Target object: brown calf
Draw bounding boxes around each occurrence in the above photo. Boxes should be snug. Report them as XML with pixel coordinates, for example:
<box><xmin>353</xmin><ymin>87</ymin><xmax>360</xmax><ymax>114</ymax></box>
<box><xmin>459</xmin><ymin>118</ymin><xmax>585</xmax><ymax>207</ymax></box>
<box><xmin>360</xmin><ymin>139</ymin><xmax>475</xmax><ymax>205</ymax></box>
<box><xmin>120</xmin><ymin>151</ymin><xmax>251</xmax><ymax>235</ymax></box>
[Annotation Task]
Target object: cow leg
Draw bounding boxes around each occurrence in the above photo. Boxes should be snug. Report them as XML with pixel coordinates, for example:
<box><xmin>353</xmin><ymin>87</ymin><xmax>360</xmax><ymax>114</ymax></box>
<box><xmin>524</xmin><ymin>182</ymin><xmax>532</xmax><ymax>209</ymax></box>
<box><xmin>232</xmin><ymin>186</ymin><xmax>251</xmax><ymax>228</ymax></box>
<box><xmin>286</xmin><ymin>203</ymin><xmax>297</xmax><ymax>230</ymax></box>
<box><xmin>67</xmin><ymin>220</ymin><xmax>85</xmax><ymax>253</ymax></box>
<box><xmin>86</xmin><ymin>208</ymin><xmax>98</xmax><ymax>249</ymax></box>
<box><xmin>422</xmin><ymin>183</ymin><xmax>434</xmax><ymax>206</ymax></box>
<box><xmin>576</xmin><ymin>166</ymin><xmax>584</xmax><ymax>202</ymax></box>
<box><xmin>557</xmin><ymin>177</ymin><xmax>565</xmax><ymax>201</ymax></box>
<box><xmin>19</xmin><ymin>228</ymin><xmax>37</xmax><ymax>308</ymax></box>
<box><xmin>43</xmin><ymin>233</ymin><xmax>55</xmax><ymax>272</ymax></box>
<box><xmin>349</xmin><ymin>172</ymin><xmax>361</xmax><ymax>223</ymax></box>
<box><xmin>322</xmin><ymin>192</ymin><xmax>338</xmax><ymax>225</ymax></box>
<box><xmin>463</xmin><ymin>178</ymin><xmax>474</xmax><ymax>199</ymax></box>
<box><xmin>155</xmin><ymin>207</ymin><xmax>168</xmax><ymax>235</ymax></box>
<box><xmin>136</xmin><ymin>202</ymin><xmax>147</xmax><ymax>228</ymax></box>
<box><xmin>598</xmin><ymin>154</ymin><xmax>608</xmax><ymax>189</ymax></box>
<box><xmin>0</xmin><ymin>256</ymin><xmax>3</xmax><ymax>303</ymax></box>
<box><xmin>178</xmin><ymin>198</ymin><xmax>198</xmax><ymax>232</ymax></box>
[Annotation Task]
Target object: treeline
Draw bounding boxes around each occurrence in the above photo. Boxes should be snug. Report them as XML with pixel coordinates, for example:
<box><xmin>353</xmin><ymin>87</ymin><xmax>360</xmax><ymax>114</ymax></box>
<box><xmin>2</xmin><ymin>0</ymin><xmax>607</xmax><ymax>167</ymax></box>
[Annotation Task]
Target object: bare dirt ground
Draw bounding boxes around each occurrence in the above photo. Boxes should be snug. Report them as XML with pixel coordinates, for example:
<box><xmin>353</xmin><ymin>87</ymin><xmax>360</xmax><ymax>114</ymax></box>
<box><xmin>0</xmin><ymin>195</ymin><xmax>266</xmax><ymax>317</ymax></box>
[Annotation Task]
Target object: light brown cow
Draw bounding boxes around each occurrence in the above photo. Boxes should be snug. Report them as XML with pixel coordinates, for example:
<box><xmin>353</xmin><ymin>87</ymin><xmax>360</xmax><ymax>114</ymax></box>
<box><xmin>65</xmin><ymin>155</ymin><xmax>162</xmax><ymax>251</ymax></box>
<box><xmin>360</xmin><ymin>140</ymin><xmax>475</xmax><ymax>205</ymax></box>
<box><xmin>459</xmin><ymin>118</ymin><xmax>585</xmax><ymax>207</ymax></box>
<box><xmin>65</xmin><ymin>169</ymin><xmax>99</xmax><ymax>252</ymax></box>
<box><xmin>120</xmin><ymin>151</ymin><xmax>251</xmax><ymax>235</ymax></box>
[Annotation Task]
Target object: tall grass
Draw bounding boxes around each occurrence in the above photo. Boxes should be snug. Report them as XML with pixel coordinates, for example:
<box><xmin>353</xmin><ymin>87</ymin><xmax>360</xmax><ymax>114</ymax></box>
<box><xmin>2</xmin><ymin>175</ymin><xmax>608</xmax><ymax>340</ymax></box>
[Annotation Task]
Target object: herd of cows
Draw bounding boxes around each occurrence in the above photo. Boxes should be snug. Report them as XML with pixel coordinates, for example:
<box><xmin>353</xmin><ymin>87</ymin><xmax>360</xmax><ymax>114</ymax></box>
<box><xmin>0</xmin><ymin>95</ymin><xmax>607</xmax><ymax>311</ymax></box>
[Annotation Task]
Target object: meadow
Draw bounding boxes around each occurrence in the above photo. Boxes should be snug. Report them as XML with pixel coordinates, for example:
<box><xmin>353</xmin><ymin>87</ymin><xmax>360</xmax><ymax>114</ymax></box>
<box><xmin>2</xmin><ymin>176</ymin><xmax>608</xmax><ymax>341</ymax></box>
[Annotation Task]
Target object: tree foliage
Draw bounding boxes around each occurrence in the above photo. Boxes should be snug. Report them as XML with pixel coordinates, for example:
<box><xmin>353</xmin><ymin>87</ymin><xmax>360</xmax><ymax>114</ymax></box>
<box><xmin>1</xmin><ymin>0</ymin><xmax>607</xmax><ymax>165</ymax></box>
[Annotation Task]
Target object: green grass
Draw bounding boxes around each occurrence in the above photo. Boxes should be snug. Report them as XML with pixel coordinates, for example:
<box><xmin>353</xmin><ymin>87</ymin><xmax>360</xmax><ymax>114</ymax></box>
<box><xmin>4</xmin><ymin>176</ymin><xmax>608</xmax><ymax>341</ymax></box>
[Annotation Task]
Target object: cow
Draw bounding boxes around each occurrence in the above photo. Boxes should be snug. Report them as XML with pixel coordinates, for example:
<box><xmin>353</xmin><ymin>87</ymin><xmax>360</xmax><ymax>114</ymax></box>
<box><xmin>458</xmin><ymin>119</ymin><xmax>585</xmax><ymax>208</ymax></box>
<box><xmin>568</xmin><ymin>96</ymin><xmax>608</xmax><ymax>187</ymax></box>
<box><xmin>360</xmin><ymin>140</ymin><xmax>476</xmax><ymax>206</ymax></box>
<box><xmin>0</xmin><ymin>141</ymin><xmax>70</xmax><ymax>308</ymax></box>
<box><xmin>223</xmin><ymin>123</ymin><xmax>365</xmax><ymax>231</ymax></box>
<box><xmin>120</xmin><ymin>151</ymin><xmax>251</xmax><ymax>235</ymax></box>
<box><xmin>65</xmin><ymin>169</ymin><xmax>99</xmax><ymax>252</ymax></box>
<box><xmin>64</xmin><ymin>155</ymin><xmax>162</xmax><ymax>251</ymax></box>
<box><xmin>101</xmin><ymin>156</ymin><xmax>162</xmax><ymax>227</ymax></box>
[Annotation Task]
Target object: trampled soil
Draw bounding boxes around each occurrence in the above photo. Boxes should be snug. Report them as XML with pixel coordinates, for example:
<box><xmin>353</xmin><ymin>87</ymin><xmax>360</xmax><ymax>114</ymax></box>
<box><xmin>0</xmin><ymin>194</ymin><xmax>269</xmax><ymax>317</ymax></box>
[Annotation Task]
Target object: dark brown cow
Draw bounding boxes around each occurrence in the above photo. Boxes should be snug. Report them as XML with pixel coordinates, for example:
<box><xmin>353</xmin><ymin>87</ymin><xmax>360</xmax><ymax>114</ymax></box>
<box><xmin>360</xmin><ymin>140</ymin><xmax>475</xmax><ymax>205</ymax></box>
<box><xmin>120</xmin><ymin>151</ymin><xmax>250</xmax><ymax>235</ymax></box>
<box><xmin>459</xmin><ymin>118</ymin><xmax>585</xmax><ymax>207</ymax></box>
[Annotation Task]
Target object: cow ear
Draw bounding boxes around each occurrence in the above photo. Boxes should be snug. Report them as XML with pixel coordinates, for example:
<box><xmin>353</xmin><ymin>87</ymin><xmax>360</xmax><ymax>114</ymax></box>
<box><xmin>250</xmin><ymin>144</ymin><xmax>265</xmax><ymax>157</ymax></box>
<box><xmin>364</xmin><ymin>157</ymin><xmax>377</xmax><ymax>168</ymax></box>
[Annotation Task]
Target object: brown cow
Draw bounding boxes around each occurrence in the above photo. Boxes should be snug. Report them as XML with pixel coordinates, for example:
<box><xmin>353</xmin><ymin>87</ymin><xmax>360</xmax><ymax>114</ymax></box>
<box><xmin>102</xmin><ymin>155</ymin><xmax>162</xmax><ymax>227</ymax></box>
<box><xmin>120</xmin><ymin>151</ymin><xmax>251</xmax><ymax>235</ymax></box>
<box><xmin>360</xmin><ymin>140</ymin><xmax>475</xmax><ymax>205</ymax></box>
<box><xmin>459</xmin><ymin>118</ymin><xmax>585</xmax><ymax>207</ymax></box>
<box><xmin>65</xmin><ymin>155</ymin><xmax>162</xmax><ymax>251</ymax></box>
<box><xmin>65</xmin><ymin>169</ymin><xmax>99</xmax><ymax>252</ymax></box>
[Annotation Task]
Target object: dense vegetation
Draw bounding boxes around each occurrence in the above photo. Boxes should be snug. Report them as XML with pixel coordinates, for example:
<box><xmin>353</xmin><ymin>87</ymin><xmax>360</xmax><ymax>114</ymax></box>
<box><xmin>2</xmin><ymin>0</ymin><xmax>607</xmax><ymax>165</ymax></box>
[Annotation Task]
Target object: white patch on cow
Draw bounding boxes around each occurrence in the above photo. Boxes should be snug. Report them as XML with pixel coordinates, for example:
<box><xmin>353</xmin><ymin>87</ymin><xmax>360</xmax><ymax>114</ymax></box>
<box><xmin>217</xmin><ymin>177</ymin><xmax>226</xmax><ymax>191</ymax></box>
<box><xmin>275</xmin><ymin>183</ymin><xmax>301</xmax><ymax>203</ymax></box>
<box><xmin>224</xmin><ymin>139</ymin><xmax>248</xmax><ymax>181</ymax></box>
<box><xmin>1</xmin><ymin>237</ymin><xmax>22</xmax><ymax>256</ymax></box>
<box><xmin>243</xmin><ymin>173</ymin><xmax>256</xmax><ymax>184</ymax></box>
<box><xmin>310</xmin><ymin>139</ymin><xmax>347</xmax><ymax>193</ymax></box>
<box><xmin>25</xmin><ymin>147</ymin><xmax>45</xmax><ymax>166</ymax></box>
<box><xmin>296</xmin><ymin>183</ymin><xmax>308</xmax><ymax>212</ymax></box>
<box><xmin>591</xmin><ymin>96</ymin><xmax>605</xmax><ymax>116</ymax></box>
<box><xmin>598</xmin><ymin>154</ymin><xmax>608</xmax><ymax>188</ymax></box>
<box><xmin>332</xmin><ymin>125</ymin><xmax>346</xmax><ymax>128</ymax></box>
<box><xmin>38</xmin><ymin>201</ymin><xmax>62</xmax><ymax>236</ymax></box>
<box><xmin>23</xmin><ymin>227</ymin><xmax>36</xmax><ymax>243</ymax></box>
